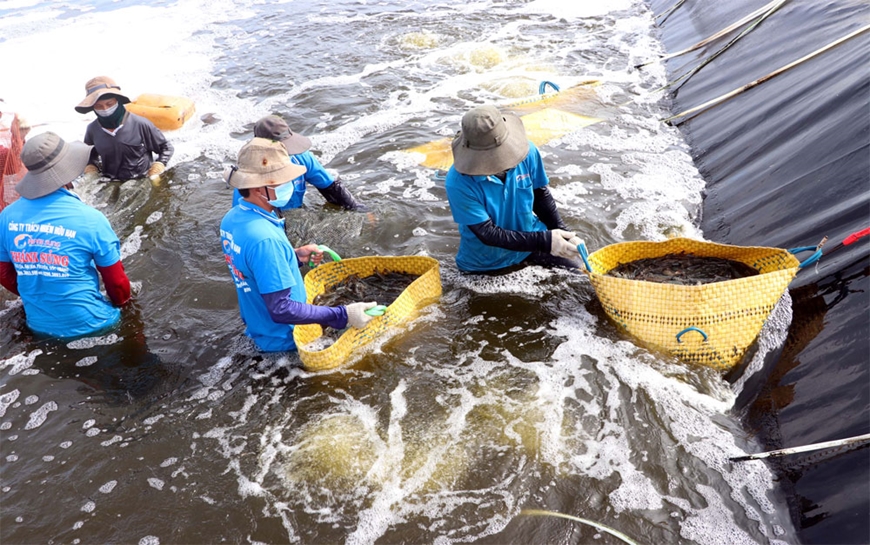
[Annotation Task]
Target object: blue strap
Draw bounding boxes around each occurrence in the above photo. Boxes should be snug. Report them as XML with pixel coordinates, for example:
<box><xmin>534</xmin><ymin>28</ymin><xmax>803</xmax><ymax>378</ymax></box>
<box><xmin>577</xmin><ymin>241</ymin><xmax>591</xmax><ymax>272</ymax></box>
<box><xmin>676</xmin><ymin>326</ymin><xmax>708</xmax><ymax>343</ymax></box>
<box><xmin>539</xmin><ymin>81</ymin><xmax>561</xmax><ymax>94</ymax></box>
<box><xmin>788</xmin><ymin>246</ymin><xmax>823</xmax><ymax>268</ymax></box>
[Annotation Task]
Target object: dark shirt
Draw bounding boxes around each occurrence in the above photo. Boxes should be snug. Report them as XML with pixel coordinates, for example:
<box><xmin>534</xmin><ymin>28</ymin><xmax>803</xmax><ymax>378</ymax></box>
<box><xmin>84</xmin><ymin>112</ymin><xmax>174</xmax><ymax>180</ymax></box>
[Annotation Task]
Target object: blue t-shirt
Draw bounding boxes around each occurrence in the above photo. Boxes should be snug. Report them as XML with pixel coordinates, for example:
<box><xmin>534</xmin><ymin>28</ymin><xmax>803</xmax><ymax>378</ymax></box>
<box><xmin>231</xmin><ymin>150</ymin><xmax>334</xmax><ymax>210</ymax></box>
<box><xmin>444</xmin><ymin>142</ymin><xmax>550</xmax><ymax>272</ymax></box>
<box><xmin>0</xmin><ymin>189</ymin><xmax>122</xmax><ymax>337</ymax></box>
<box><xmin>220</xmin><ymin>201</ymin><xmax>307</xmax><ymax>352</ymax></box>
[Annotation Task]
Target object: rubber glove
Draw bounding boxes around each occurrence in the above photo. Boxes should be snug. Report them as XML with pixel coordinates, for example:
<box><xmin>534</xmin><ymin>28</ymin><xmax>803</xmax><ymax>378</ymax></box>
<box><xmin>83</xmin><ymin>164</ymin><xmax>100</xmax><ymax>175</ymax></box>
<box><xmin>345</xmin><ymin>302</ymin><xmax>378</xmax><ymax>329</ymax></box>
<box><xmin>147</xmin><ymin>162</ymin><xmax>166</xmax><ymax>178</ymax></box>
<box><xmin>550</xmin><ymin>229</ymin><xmax>581</xmax><ymax>259</ymax></box>
<box><xmin>568</xmin><ymin>236</ymin><xmax>585</xmax><ymax>248</ymax></box>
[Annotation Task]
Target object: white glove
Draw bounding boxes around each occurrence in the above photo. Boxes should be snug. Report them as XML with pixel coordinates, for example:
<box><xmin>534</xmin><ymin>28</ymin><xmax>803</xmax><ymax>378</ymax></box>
<box><xmin>549</xmin><ymin>229</ymin><xmax>581</xmax><ymax>259</ymax></box>
<box><xmin>345</xmin><ymin>302</ymin><xmax>378</xmax><ymax>329</ymax></box>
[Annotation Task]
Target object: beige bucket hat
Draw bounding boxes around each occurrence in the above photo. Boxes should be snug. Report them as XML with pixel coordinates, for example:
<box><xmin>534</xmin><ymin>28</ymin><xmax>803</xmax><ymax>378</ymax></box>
<box><xmin>225</xmin><ymin>137</ymin><xmax>307</xmax><ymax>189</ymax></box>
<box><xmin>75</xmin><ymin>76</ymin><xmax>131</xmax><ymax>114</ymax></box>
<box><xmin>254</xmin><ymin>115</ymin><xmax>312</xmax><ymax>155</ymax></box>
<box><xmin>16</xmin><ymin>132</ymin><xmax>92</xmax><ymax>199</ymax></box>
<box><xmin>451</xmin><ymin>105</ymin><xmax>529</xmax><ymax>176</ymax></box>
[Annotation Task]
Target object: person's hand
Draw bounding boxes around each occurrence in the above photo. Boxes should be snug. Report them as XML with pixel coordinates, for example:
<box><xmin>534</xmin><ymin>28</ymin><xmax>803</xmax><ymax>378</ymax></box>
<box><xmin>295</xmin><ymin>244</ymin><xmax>322</xmax><ymax>266</ymax></box>
<box><xmin>346</xmin><ymin>302</ymin><xmax>378</xmax><ymax>329</ymax></box>
<box><xmin>550</xmin><ymin>229</ymin><xmax>581</xmax><ymax>259</ymax></box>
<box><xmin>568</xmin><ymin>236</ymin><xmax>584</xmax><ymax>249</ymax></box>
<box><xmin>83</xmin><ymin>164</ymin><xmax>100</xmax><ymax>175</ymax></box>
<box><xmin>147</xmin><ymin>162</ymin><xmax>166</xmax><ymax>178</ymax></box>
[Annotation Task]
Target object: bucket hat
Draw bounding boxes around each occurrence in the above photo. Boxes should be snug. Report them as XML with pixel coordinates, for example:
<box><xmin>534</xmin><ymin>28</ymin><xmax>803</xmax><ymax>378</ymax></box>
<box><xmin>225</xmin><ymin>137</ymin><xmax>307</xmax><ymax>190</ymax></box>
<box><xmin>254</xmin><ymin>115</ymin><xmax>312</xmax><ymax>155</ymax></box>
<box><xmin>451</xmin><ymin>105</ymin><xmax>529</xmax><ymax>175</ymax></box>
<box><xmin>75</xmin><ymin>76</ymin><xmax>131</xmax><ymax>114</ymax></box>
<box><xmin>16</xmin><ymin>132</ymin><xmax>92</xmax><ymax>199</ymax></box>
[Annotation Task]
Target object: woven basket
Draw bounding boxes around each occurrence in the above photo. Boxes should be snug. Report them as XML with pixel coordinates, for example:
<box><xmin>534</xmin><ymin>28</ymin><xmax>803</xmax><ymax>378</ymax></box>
<box><xmin>586</xmin><ymin>238</ymin><xmax>800</xmax><ymax>371</ymax></box>
<box><xmin>294</xmin><ymin>256</ymin><xmax>442</xmax><ymax>371</ymax></box>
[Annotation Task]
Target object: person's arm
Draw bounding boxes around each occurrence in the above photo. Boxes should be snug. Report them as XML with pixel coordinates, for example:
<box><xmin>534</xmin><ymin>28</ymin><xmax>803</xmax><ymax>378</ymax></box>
<box><xmin>0</xmin><ymin>261</ymin><xmax>18</xmax><ymax>296</ymax></box>
<box><xmin>468</xmin><ymin>219</ymin><xmax>550</xmax><ymax>253</ymax></box>
<box><xmin>96</xmin><ymin>260</ymin><xmax>131</xmax><ymax>306</ymax></box>
<box><xmin>141</xmin><ymin>119</ymin><xmax>174</xmax><ymax>165</ymax></box>
<box><xmin>533</xmin><ymin>186</ymin><xmax>567</xmax><ymax>230</ymax></box>
<box><xmin>316</xmin><ymin>178</ymin><xmax>366</xmax><ymax>211</ymax></box>
<box><xmin>261</xmin><ymin>288</ymin><xmax>347</xmax><ymax>329</ymax></box>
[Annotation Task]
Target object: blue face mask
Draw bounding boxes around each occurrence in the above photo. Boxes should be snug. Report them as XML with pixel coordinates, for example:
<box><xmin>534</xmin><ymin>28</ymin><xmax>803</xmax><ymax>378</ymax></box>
<box><xmin>267</xmin><ymin>182</ymin><xmax>295</xmax><ymax>208</ymax></box>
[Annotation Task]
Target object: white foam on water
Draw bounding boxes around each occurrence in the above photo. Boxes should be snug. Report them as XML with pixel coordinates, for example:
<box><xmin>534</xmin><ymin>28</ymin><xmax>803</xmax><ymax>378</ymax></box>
<box><xmin>75</xmin><ymin>356</ymin><xmax>98</xmax><ymax>368</ymax></box>
<box><xmin>23</xmin><ymin>401</ymin><xmax>57</xmax><ymax>430</ymax></box>
<box><xmin>66</xmin><ymin>334</ymin><xmax>121</xmax><ymax>349</ymax></box>
<box><xmin>147</xmin><ymin>478</ymin><xmax>165</xmax><ymax>491</ymax></box>
<box><xmin>145</xmin><ymin>211</ymin><xmax>163</xmax><ymax>225</ymax></box>
<box><xmin>98</xmin><ymin>480</ymin><xmax>117</xmax><ymax>494</ymax></box>
<box><xmin>81</xmin><ymin>501</ymin><xmax>96</xmax><ymax>513</ymax></box>
<box><xmin>0</xmin><ymin>390</ymin><xmax>20</xmax><ymax>418</ymax></box>
<box><xmin>139</xmin><ymin>536</ymin><xmax>160</xmax><ymax>545</ymax></box>
<box><xmin>23</xmin><ymin>394</ymin><xmax>37</xmax><ymax>405</ymax></box>
<box><xmin>0</xmin><ymin>350</ymin><xmax>41</xmax><ymax>376</ymax></box>
<box><xmin>120</xmin><ymin>225</ymin><xmax>144</xmax><ymax>261</ymax></box>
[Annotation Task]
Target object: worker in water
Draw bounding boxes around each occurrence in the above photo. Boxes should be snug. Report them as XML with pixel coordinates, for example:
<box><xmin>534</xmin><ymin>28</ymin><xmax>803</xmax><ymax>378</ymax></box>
<box><xmin>231</xmin><ymin>115</ymin><xmax>366</xmax><ymax>211</ymax></box>
<box><xmin>444</xmin><ymin>105</ymin><xmax>582</xmax><ymax>273</ymax></box>
<box><xmin>75</xmin><ymin>76</ymin><xmax>174</xmax><ymax>181</ymax></box>
<box><xmin>0</xmin><ymin>132</ymin><xmax>131</xmax><ymax>338</ymax></box>
<box><xmin>220</xmin><ymin>137</ymin><xmax>377</xmax><ymax>352</ymax></box>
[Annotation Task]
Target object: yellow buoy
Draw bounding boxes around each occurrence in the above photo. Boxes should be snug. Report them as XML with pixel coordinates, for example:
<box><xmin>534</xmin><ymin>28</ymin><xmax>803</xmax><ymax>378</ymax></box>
<box><xmin>126</xmin><ymin>93</ymin><xmax>195</xmax><ymax>131</ymax></box>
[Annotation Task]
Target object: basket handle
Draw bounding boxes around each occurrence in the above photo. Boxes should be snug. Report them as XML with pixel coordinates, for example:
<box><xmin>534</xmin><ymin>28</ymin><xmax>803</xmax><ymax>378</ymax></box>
<box><xmin>577</xmin><ymin>241</ymin><xmax>591</xmax><ymax>272</ymax></box>
<box><xmin>538</xmin><ymin>80</ymin><xmax>561</xmax><ymax>94</ymax></box>
<box><xmin>676</xmin><ymin>326</ymin><xmax>708</xmax><ymax>343</ymax></box>
<box><xmin>309</xmin><ymin>244</ymin><xmax>341</xmax><ymax>268</ymax></box>
<box><xmin>788</xmin><ymin>246</ymin><xmax>822</xmax><ymax>268</ymax></box>
<box><xmin>365</xmin><ymin>305</ymin><xmax>387</xmax><ymax>317</ymax></box>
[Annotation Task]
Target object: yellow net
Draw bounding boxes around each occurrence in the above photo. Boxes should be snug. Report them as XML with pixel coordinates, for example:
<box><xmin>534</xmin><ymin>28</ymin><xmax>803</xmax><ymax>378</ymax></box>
<box><xmin>294</xmin><ymin>255</ymin><xmax>442</xmax><ymax>371</ymax></box>
<box><xmin>585</xmin><ymin>238</ymin><xmax>800</xmax><ymax>371</ymax></box>
<box><xmin>405</xmin><ymin>107</ymin><xmax>601</xmax><ymax>170</ymax></box>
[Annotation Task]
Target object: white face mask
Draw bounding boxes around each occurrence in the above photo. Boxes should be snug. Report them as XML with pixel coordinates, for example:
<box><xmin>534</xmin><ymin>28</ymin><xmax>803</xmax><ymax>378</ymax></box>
<box><xmin>267</xmin><ymin>182</ymin><xmax>295</xmax><ymax>209</ymax></box>
<box><xmin>95</xmin><ymin>103</ymin><xmax>118</xmax><ymax>117</ymax></box>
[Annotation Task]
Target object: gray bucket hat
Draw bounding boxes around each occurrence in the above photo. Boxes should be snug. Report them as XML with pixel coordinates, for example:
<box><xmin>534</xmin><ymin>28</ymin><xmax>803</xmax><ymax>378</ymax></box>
<box><xmin>451</xmin><ymin>105</ymin><xmax>529</xmax><ymax>176</ymax></box>
<box><xmin>16</xmin><ymin>132</ymin><xmax>92</xmax><ymax>199</ymax></box>
<box><xmin>75</xmin><ymin>76</ymin><xmax>131</xmax><ymax>114</ymax></box>
<box><xmin>225</xmin><ymin>137</ymin><xmax>307</xmax><ymax>190</ymax></box>
<box><xmin>254</xmin><ymin>115</ymin><xmax>312</xmax><ymax>155</ymax></box>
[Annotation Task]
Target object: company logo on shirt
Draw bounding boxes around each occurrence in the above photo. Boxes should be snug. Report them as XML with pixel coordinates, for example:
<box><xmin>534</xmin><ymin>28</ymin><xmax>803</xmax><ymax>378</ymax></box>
<box><xmin>13</xmin><ymin>233</ymin><xmax>61</xmax><ymax>250</ymax></box>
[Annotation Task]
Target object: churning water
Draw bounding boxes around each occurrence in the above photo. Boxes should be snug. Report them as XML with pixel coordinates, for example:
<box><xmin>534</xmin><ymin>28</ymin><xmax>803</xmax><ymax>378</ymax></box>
<box><xmin>0</xmin><ymin>0</ymin><xmax>804</xmax><ymax>543</ymax></box>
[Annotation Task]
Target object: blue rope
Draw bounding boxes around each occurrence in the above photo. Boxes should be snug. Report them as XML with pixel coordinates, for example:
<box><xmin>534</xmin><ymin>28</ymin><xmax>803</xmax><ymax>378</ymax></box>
<box><xmin>789</xmin><ymin>246</ymin><xmax>823</xmax><ymax>268</ymax></box>
<box><xmin>676</xmin><ymin>326</ymin><xmax>708</xmax><ymax>343</ymax></box>
<box><xmin>577</xmin><ymin>241</ymin><xmax>591</xmax><ymax>272</ymax></box>
<box><xmin>539</xmin><ymin>80</ymin><xmax>560</xmax><ymax>94</ymax></box>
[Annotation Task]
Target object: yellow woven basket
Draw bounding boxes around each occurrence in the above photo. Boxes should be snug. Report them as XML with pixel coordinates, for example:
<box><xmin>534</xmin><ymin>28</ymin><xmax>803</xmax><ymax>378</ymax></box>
<box><xmin>293</xmin><ymin>256</ymin><xmax>442</xmax><ymax>371</ymax></box>
<box><xmin>585</xmin><ymin>238</ymin><xmax>800</xmax><ymax>371</ymax></box>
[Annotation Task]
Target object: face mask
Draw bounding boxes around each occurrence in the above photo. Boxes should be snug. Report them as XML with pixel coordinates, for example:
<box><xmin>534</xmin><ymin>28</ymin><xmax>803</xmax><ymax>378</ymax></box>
<box><xmin>267</xmin><ymin>182</ymin><xmax>295</xmax><ymax>209</ymax></box>
<box><xmin>95</xmin><ymin>103</ymin><xmax>118</xmax><ymax>117</ymax></box>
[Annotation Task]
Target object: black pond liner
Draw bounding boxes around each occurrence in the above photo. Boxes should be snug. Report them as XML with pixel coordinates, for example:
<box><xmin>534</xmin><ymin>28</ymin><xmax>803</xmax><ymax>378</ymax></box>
<box><xmin>646</xmin><ymin>0</ymin><xmax>870</xmax><ymax>542</ymax></box>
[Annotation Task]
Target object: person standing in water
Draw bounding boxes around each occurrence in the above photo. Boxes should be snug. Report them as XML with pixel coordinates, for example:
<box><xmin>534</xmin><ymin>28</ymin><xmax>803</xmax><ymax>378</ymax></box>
<box><xmin>75</xmin><ymin>76</ymin><xmax>174</xmax><ymax>181</ymax></box>
<box><xmin>230</xmin><ymin>115</ymin><xmax>366</xmax><ymax>211</ymax></box>
<box><xmin>444</xmin><ymin>104</ymin><xmax>582</xmax><ymax>273</ymax></box>
<box><xmin>0</xmin><ymin>132</ymin><xmax>131</xmax><ymax>338</ymax></box>
<box><xmin>220</xmin><ymin>137</ymin><xmax>377</xmax><ymax>352</ymax></box>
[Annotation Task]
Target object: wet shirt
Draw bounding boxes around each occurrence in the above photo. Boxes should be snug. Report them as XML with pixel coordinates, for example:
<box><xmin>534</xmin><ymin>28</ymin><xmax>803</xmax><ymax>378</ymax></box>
<box><xmin>220</xmin><ymin>202</ymin><xmax>306</xmax><ymax>352</ymax></box>
<box><xmin>84</xmin><ymin>112</ymin><xmax>174</xmax><ymax>180</ymax></box>
<box><xmin>232</xmin><ymin>150</ymin><xmax>333</xmax><ymax>209</ymax></box>
<box><xmin>0</xmin><ymin>189</ymin><xmax>122</xmax><ymax>337</ymax></box>
<box><xmin>444</xmin><ymin>142</ymin><xmax>550</xmax><ymax>272</ymax></box>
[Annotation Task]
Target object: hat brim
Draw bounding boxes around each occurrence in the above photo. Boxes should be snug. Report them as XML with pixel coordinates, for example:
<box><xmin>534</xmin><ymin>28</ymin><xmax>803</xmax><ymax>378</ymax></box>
<box><xmin>75</xmin><ymin>90</ymin><xmax>131</xmax><ymax>114</ymax></box>
<box><xmin>279</xmin><ymin>132</ymin><xmax>312</xmax><ymax>155</ymax></box>
<box><xmin>226</xmin><ymin>162</ymin><xmax>307</xmax><ymax>190</ymax></box>
<box><xmin>451</xmin><ymin>112</ymin><xmax>529</xmax><ymax>176</ymax></box>
<box><xmin>16</xmin><ymin>140</ymin><xmax>92</xmax><ymax>199</ymax></box>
